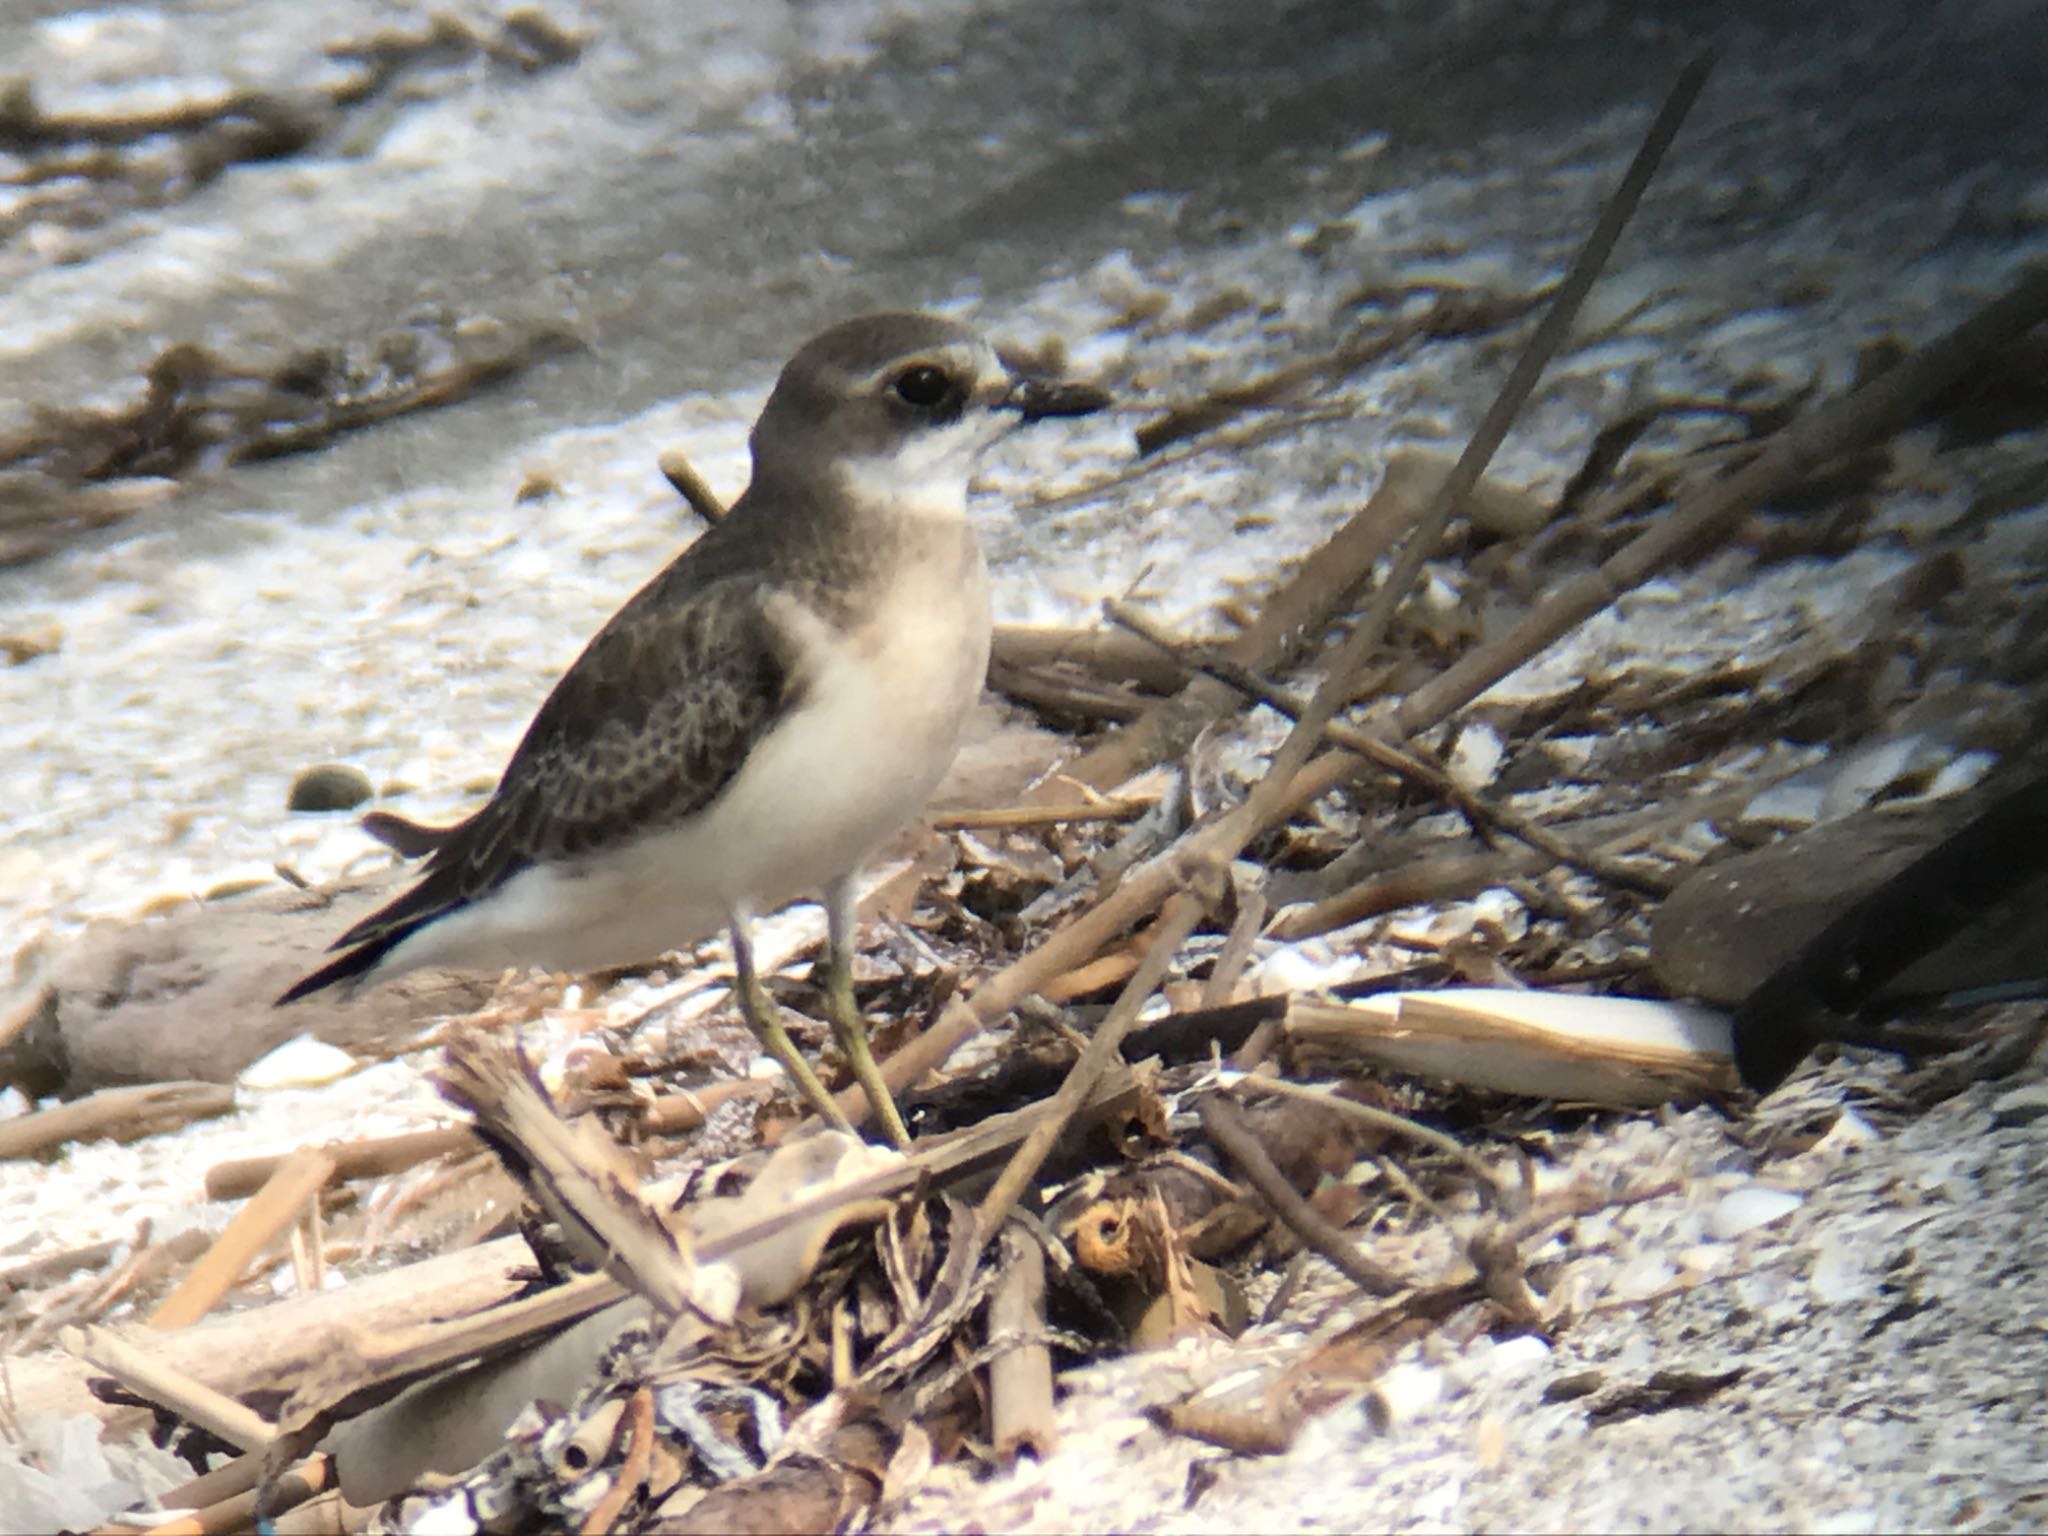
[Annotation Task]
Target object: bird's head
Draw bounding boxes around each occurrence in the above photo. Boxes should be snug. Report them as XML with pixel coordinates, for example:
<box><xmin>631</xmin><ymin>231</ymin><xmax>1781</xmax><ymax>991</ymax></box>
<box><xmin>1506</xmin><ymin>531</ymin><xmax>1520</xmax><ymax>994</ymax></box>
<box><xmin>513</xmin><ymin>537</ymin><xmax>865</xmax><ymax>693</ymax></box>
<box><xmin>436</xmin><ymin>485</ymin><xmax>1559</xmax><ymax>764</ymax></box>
<box><xmin>750</xmin><ymin>311</ymin><xmax>1109</xmax><ymax>516</ymax></box>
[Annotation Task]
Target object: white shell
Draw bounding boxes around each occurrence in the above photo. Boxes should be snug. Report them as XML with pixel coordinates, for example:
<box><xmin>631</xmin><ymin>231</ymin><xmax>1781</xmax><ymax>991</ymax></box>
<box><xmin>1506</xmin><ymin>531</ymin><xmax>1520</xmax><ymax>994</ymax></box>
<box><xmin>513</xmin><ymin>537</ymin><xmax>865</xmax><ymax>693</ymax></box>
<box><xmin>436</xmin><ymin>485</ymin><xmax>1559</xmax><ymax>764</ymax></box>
<box><xmin>238</xmin><ymin>1034</ymin><xmax>357</xmax><ymax>1090</ymax></box>
<box><xmin>1709</xmin><ymin>1185</ymin><xmax>1803</xmax><ymax>1240</ymax></box>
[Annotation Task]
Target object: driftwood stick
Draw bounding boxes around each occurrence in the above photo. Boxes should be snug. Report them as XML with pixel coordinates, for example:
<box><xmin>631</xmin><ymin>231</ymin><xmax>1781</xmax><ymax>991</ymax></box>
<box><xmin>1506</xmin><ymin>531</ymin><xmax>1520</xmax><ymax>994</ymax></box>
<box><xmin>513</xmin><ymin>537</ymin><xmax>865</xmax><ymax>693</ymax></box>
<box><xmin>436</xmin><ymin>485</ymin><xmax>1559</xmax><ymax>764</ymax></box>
<box><xmin>0</xmin><ymin>1082</ymin><xmax>235</xmax><ymax>1161</ymax></box>
<box><xmin>206</xmin><ymin>1127</ymin><xmax>471</xmax><ymax>1202</ymax></box>
<box><xmin>990</xmin><ymin>623</ymin><xmax>1192</xmax><ymax>693</ymax></box>
<box><xmin>975</xmin><ymin>888</ymin><xmax>1210</xmax><ymax>1234</ymax></box>
<box><xmin>656</xmin><ymin>447</ymin><xmax>728</xmax><ymax>523</ymax></box>
<box><xmin>151</xmin><ymin>1151</ymin><xmax>338</xmax><ymax>1331</ymax></box>
<box><xmin>1197</xmin><ymin>1093</ymin><xmax>1403</xmax><ymax>1297</ymax></box>
<box><xmin>204</xmin><ymin>1081</ymin><xmax>762</xmax><ymax>1200</ymax></box>
<box><xmin>578</xmin><ymin>1387</ymin><xmax>654</xmax><ymax>1536</ymax></box>
<box><xmin>987</xmin><ymin>1223</ymin><xmax>1056</xmax><ymax>1463</ymax></box>
<box><xmin>987</xmin><ymin>658</ymin><xmax>1148</xmax><ymax>724</ymax></box>
<box><xmin>143</xmin><ymin>1447</ymin><xmax>262</xmax><ymax>1517</ymax></box>
<box><xmin>65</xmin><ymin>1322</ymin><xmax>275</xmax><ymax>1452</ymax></box>
<box><xmin>1272</xmin><ymin>843</ymin><xmax>1558</xmax><ymax>942</ymax></box>
<box><xmin>1200</xmin><ymin>884</ymin><xmax>1269</xmax><ymax>1010</ymax></box>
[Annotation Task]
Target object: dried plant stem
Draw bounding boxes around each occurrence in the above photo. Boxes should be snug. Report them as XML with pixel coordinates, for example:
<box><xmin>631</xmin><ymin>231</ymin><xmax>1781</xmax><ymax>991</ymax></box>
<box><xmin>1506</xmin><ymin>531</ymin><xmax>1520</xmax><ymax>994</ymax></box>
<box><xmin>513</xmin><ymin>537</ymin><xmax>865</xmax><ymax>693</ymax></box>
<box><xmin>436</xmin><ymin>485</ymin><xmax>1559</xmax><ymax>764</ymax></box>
<box><xmin>656</xmin><ymin>447</ymin><xmax>728</xmax><ymax>523</ymax></box>
<box><xmin>1349</xmin><ymin>54</ymin><xmax>1714</xmax><ymax>692</ymax></box>
<box><xmin>0</xmin><ymin>1082</ymin><xmax>234</xmax><ymax>1161</ymax></box>
<box><xmin>1049</xmin><ymin>456</ymin><xmax>1437</xmax><ymax>795</ymax></box>
<box><xmin>202</xmin><ymin>1081</ymin><xmax>761</xmax><ymax>1202</ymax></box>
<box><xmin>990</xmin><ymin>623</ymin><xmax>1192</xmax><ymax>693</ymax></box>
<box><xmin>975</xmin><ymin>889</ymin><xmax>1209</xmax><ymax>1234</ymax></box>
<box><xmin>578</xmin><ymin>1387</ymin><xmax>654</xmax><ymax>1535</ymax></box>
<box><xmin>1197</xmin><ymin>1093</ymin><xmax>1403</xmax><ymax>1297</ymax></box>
<box><xmin>988</xmin><ymin>1223</ymin><xmax>1056</xmax><ymax>1462</ymax></box>
<box><xmin>1200</xmin><ymin>885</ymin><xmax>1269</xmax><ymax>1010</ymax></box>
<box><xmin>1111</xmin><ymin>597</ymin><xmax>1671</xmax><ymax>899</ymax></box>
<box><xmin>206</xmin><ymin>1126</ymin><xmax>471</xmax><ymax>1202</ymax></box>
<box><xmin>1391</xmin><ymin>259</ymin><xmax>2048</xmax><ymax>737</ymax></box>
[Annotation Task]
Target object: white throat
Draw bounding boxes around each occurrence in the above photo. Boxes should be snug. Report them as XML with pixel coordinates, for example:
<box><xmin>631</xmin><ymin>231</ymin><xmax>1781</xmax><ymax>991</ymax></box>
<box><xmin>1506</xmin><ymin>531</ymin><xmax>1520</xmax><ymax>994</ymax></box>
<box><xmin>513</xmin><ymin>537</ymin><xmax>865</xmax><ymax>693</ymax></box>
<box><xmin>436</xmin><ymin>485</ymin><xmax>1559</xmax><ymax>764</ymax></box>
<box><xmin>831</xmin><ymin>414</ymin><xmax>1010</xmax><ymax>521</ymax></box>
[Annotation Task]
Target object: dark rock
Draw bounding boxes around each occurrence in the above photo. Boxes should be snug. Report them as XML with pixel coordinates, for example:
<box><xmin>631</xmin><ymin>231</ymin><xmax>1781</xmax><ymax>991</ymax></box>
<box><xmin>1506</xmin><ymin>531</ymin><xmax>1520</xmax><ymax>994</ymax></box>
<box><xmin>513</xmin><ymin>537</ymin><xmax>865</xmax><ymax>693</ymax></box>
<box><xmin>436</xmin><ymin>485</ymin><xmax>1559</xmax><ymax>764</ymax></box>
<box><xmin>1652</xmin><ymin>792</ymin><xmax>2048</xmax><ymax>1007</ymax></box>
<box><xmin>0</xmin><ymin>874</ymin><xmax>494</xmax><ymax>1096</ymax></box>
<box><xmin>288</xmin><ymin>762</ymin><xmax>375</xmax><ymax>812</ymax></box>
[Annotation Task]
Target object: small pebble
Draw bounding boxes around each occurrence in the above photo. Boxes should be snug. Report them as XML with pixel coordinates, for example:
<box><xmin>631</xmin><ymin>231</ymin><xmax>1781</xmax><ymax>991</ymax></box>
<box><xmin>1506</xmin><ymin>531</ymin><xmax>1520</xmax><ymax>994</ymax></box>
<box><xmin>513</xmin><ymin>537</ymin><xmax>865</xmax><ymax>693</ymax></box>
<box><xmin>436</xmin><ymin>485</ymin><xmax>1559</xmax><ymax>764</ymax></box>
<box><xmin>288</xmin><ymin>762</ymin><xmax>375</xmax><ymax>812</ymax></box>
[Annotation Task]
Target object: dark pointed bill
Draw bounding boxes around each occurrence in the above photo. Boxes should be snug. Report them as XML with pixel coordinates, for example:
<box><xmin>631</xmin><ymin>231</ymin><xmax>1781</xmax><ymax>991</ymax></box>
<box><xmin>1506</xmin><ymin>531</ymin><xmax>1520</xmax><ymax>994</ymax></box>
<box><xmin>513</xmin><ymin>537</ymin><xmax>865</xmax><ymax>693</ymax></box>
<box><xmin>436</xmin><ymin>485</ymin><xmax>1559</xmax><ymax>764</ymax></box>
<box><xmin>1008</xmin><ymin>377</ymin><xmax>1112</xmax><ymax>423</ymax></box>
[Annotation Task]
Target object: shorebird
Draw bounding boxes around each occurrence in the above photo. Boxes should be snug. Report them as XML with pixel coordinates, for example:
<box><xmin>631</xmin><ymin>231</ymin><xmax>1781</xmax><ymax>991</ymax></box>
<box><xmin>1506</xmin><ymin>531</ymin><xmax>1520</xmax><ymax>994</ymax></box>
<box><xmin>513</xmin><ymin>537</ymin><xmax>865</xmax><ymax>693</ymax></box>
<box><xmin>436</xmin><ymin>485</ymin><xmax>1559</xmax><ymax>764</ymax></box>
<box><xmin>281</xmin><ymin>312</ymin><xmax>1107</xmax><ymax>1145</ymax></box>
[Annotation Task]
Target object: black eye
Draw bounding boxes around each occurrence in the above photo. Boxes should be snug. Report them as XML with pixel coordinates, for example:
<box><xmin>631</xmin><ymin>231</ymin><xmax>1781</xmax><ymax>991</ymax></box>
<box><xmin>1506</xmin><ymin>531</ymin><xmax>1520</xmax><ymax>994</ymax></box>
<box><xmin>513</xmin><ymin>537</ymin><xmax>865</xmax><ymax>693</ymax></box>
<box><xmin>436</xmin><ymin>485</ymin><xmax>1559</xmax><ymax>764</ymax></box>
<box><xmin>891</xmin><ymin>365</ymin><xmax>952</xmax><ymax>408</ymax></box>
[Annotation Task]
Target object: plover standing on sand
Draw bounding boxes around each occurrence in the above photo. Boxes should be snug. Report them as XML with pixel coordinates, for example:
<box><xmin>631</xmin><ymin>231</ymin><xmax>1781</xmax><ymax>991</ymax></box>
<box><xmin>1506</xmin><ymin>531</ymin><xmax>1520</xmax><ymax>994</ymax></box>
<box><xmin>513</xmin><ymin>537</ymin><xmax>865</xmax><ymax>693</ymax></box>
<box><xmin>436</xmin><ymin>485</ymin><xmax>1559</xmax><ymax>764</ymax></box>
<box><xmin>281</xmin><ymin>312</ymin><xmax>1108</xmax><ymax>1145</ymax></box>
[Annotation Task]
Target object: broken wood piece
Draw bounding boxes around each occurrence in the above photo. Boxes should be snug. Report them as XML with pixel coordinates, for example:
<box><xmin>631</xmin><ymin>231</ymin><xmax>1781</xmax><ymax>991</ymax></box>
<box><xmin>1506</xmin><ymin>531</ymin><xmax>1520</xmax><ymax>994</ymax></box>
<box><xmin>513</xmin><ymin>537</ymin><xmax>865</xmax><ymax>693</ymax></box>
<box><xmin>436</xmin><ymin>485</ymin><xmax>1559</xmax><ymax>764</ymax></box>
<box><xmin>577</xmin><ymin>1386</ymin><xmax>654</xmax><ymax>1536</ymax></box>
<box><xmin>10</xmin><ymin>1229</ymin><xmax>539</xmax><ymax>1431</ymax></box>
<box><xmin>1040</xmin><ymin>948</ymin><xmax>1141</xmax><ymax>1004</ymax></box>
<box><xmin>133</xmin><ymin>1447</ymin><xmax>261</xmax><ymax>1521</ymax></box>
<box><xmin>0</xmin><ymin>1081</ymin><xmax>234</xmax><ymax>1161</ymax></box>
<box><xmin>637</xmin><ymin>1076</ymin><xmax>769</xmax><ymax>1133</ymax></box>
<box><xmin>203</xmin><ymin>1081</ymin><xmax>769</xmax><ymax>1203</ymax></box>
<box><xmin>656</xmin><ymin>446</ymin><xmax>728</xmax><ymax>523</ymax></box>
<box><xmin>987</xmin><ymin>1223</ymin><xmax>1055</xmax><ymax>1463</ymax></box>
<box><xmin>1285</xmin><ymin>989</ymin><xmax>1737</xmax><ymax>1107</ymax></box>
<box><xmin>989</xmin><ymin>623</ymin><xmax>1192</xmax><ymax>693</ymax></box>
<box><xmin>0</xmin><ymin>1235</ymin><xmax>121</xmax><ymax>1291</ymax></box>
<box><xmin>65</xmin><ymin>1321</ymin><xmax>275</xmax><ymax>1452</ymax></box>
<box><xmin>435</xmin><ymin>1037</ymin><xmax>707</xmax><ymax>1320</ymax></box>
<box><xmin>1202</xmin><ymin>882</ymin><xmax>1269</xmax><ymax>1011</ymax></box>
<box><xmin>205</xmin><ymin>1125</ymin><xmax>473</xmax><ymax>1201</ymax></box>
<box><xmin>1269</xmin><ymin>847</ymin><xmax>1546</xmax><ymax>942</ymax></box>
<box><xmin>150</xmin><ymin>1149</ymin><xmax>339</xmax><ymax>1330</ymax></box>
<box><xmin>987</xmin><ymin>656</ymin><xmax>1149</xmax><ymax>724</ymax></box>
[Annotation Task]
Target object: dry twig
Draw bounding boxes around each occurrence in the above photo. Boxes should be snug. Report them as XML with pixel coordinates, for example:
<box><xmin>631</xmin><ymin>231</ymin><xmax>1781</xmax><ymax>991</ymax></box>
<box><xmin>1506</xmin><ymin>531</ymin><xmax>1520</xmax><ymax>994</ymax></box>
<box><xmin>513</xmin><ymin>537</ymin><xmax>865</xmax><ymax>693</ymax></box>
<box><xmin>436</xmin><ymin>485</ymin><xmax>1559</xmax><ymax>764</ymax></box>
<box><xmin>149</xmin><ymin>1150</ymin><xmax>337</xmax><ymax>1331</ymax></box>
<box><xmin>1197</xmin><ymin>1092</ymin><xmax>1403</xmax><ymax>1298</ymax></box>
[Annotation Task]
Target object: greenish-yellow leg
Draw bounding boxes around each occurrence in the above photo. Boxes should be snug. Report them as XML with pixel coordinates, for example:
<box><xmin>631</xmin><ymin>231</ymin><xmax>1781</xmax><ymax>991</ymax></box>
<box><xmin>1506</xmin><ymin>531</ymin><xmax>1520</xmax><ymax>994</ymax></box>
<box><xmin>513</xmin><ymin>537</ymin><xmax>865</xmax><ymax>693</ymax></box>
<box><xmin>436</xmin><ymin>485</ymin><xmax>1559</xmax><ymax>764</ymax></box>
<box><xmin>730</xmin><ymin>920</ymin><xmax>852</xmax><ymax>1135</ymax></box>
<box><xmin>821</xmin><ymin>875</ymin><xmax>911</xmax><ymax>1148</ymax></box>
<box><xmin>822</xmin><ymin>940</ymin><xmax>911</xmax><ymax>1149</ymax></box>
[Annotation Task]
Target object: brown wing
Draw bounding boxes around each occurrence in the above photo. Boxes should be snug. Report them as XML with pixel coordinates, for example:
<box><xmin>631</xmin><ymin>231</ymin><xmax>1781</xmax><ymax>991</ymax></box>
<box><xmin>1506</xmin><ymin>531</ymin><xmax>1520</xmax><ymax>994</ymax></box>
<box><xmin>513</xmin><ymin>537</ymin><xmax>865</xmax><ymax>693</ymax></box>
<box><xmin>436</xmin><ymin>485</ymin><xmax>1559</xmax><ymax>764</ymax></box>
<box><xmin>280</xmin><ymin>573</ymin><xmax>800</xmax><ymax>1000</ymax></box>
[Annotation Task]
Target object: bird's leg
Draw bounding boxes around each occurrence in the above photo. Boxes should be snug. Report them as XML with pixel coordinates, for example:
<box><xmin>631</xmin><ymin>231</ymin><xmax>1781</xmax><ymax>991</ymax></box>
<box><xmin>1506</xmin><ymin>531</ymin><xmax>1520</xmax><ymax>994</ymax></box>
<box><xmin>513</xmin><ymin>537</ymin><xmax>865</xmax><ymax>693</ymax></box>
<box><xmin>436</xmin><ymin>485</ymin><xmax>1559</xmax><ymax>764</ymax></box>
<box><xmin>823</xmin><ymin>878</ymin><xmax>912</xmax><ymax>1148</ymax></box>
<box><xmin>728</xmin><ymin>912</ymin><xmax>852</xmax><ymax>1134</ymax></box>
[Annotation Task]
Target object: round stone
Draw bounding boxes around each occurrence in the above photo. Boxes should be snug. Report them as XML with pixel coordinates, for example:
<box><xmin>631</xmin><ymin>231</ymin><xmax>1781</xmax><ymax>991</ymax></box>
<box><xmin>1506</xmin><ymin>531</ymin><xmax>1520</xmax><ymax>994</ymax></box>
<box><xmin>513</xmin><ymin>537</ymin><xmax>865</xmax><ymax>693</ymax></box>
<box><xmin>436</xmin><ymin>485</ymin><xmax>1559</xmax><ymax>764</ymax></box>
<box><xmin>288</xmin><ymin>762</ymin><xmax>375</xmax><ymax>813</ymax></box>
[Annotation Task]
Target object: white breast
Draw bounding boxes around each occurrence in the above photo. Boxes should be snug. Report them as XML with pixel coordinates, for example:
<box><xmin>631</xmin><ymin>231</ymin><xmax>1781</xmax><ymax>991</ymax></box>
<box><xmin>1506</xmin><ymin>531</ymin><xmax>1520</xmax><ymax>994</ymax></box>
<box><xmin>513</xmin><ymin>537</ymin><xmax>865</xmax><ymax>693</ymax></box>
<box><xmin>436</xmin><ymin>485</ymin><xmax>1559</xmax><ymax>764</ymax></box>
<box><xmin>377</xmin><ymin>533</ymin><xmax>993</xmax><ymax>980</ymax></box>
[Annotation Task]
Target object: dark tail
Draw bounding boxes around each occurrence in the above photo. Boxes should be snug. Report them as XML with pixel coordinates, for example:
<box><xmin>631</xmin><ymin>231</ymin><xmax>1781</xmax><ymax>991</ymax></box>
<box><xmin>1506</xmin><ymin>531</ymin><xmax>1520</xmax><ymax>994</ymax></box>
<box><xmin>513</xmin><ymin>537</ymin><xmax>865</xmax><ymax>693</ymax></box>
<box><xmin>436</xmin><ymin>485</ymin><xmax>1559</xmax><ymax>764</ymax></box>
<box><xmin>276</xmin><ymin>923</ymin><xmax>419</xmax><ymax>1006</ymax></box>
<box><xmin>360</xmin><ymin>810</ymin><xmax>457</xmax><ymax>859</ymax></box>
